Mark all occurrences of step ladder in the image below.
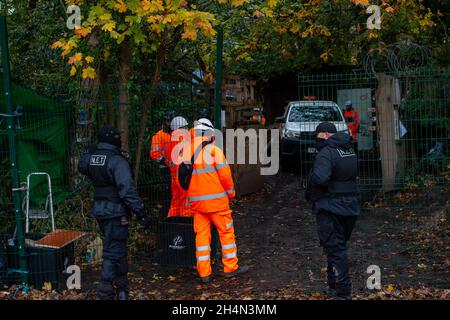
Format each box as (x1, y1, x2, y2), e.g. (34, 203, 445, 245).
(23, 172, 55, 233)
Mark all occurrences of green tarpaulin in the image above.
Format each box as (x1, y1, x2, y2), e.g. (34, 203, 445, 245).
(1, 84, 72, 205)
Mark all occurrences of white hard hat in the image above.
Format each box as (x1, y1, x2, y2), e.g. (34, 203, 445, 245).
(194, 118, 214, 131)
(345, 100, 352, 106)
(170, 116, 188, 131)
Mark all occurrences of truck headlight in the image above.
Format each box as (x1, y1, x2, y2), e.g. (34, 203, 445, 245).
(282, 128, 297, 138)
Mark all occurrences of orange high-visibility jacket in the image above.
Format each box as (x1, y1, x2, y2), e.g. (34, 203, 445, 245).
(344, 110, 360, 142)
(150, 129, 171, 163)
(187, 136, 235, 214)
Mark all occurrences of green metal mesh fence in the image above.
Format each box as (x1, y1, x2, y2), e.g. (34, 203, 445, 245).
(0, 76, 205, 290)
(0, 68, 449, 294)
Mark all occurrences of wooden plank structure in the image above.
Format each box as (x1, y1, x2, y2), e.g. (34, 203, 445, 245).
(34, 229, 87, 249)
(221, 76, 265, 196)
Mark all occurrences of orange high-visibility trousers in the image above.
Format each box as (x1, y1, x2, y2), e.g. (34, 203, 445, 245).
(167, 168, 192, 217)
(193, 210, 238, 278)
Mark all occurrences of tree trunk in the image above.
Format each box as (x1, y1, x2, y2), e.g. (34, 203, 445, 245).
(99, 64, 115, 126)
(133, 40, 167, 178)
(118, 40, 132, 151)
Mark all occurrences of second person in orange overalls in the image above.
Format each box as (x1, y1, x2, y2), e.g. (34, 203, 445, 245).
(187, 118, 248, 283)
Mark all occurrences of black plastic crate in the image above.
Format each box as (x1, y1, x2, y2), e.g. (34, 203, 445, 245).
(155, 217, 196, 267)
(4, 233, 74, 290)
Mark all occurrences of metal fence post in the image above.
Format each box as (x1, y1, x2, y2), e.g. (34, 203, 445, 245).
(0, 15, 28, 285)
(214, 26, 223, 130)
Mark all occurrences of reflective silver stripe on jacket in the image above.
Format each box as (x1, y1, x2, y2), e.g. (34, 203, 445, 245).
(192, 162, 228, 175)
(225, 222, 233, 229)
(192, 165, 216, 174)
(226, 188, 234, 195)
(151, 146, 162, 151)
(215, 162, 228, 170)
(187, 191, 227, 202)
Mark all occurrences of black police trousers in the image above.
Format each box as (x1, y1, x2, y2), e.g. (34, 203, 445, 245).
(316, 210, 357, 298)
(96, 217, 129, 300)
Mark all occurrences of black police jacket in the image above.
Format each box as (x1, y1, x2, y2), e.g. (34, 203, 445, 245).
(306, 132, 360, 216)
(78, 142, 145, 219)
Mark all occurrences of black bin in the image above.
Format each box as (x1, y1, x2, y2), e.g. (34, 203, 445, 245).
(155, 217, 196, 267)
(5, 233, 74, 290)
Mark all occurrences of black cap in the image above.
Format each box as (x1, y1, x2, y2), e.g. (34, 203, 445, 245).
(98, 125, 122, 147)
(314, 122, 337, 136)
(163, 110, 177, 122)
(197, 108, 209, 119)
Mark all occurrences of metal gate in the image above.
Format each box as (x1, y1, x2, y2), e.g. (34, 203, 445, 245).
(297, 69, 450, 291)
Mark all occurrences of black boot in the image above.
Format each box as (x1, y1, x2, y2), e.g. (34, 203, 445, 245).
(117, 289, 129, 300)
(224, 265, 249, 278)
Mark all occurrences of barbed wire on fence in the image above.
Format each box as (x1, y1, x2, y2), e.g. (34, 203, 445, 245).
(362, 41, 432, 76)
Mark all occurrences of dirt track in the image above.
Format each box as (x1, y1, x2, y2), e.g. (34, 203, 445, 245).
(68, 170, 448, 300)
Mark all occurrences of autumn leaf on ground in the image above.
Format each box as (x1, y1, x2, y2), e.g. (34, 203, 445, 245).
(386, 284, 394, 294)
(42, 282, 52, 292)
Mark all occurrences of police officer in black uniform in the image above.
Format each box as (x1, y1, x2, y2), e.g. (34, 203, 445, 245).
(306, 122, 360, 300)
(78, 126, 150, 300)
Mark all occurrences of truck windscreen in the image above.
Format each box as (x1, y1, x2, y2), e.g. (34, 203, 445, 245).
(288, 105, 342, 122)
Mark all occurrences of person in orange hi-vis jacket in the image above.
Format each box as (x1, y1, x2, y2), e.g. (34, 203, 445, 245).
(187, 118, 249, 283)
(343, 101, 361, 146)
(150, 110, 175, 218)
(166, 116, 192, 217)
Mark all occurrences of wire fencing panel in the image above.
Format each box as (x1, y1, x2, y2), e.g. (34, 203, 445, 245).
(1, 69, 448, 293)
(296, 69, 449, 292)
(0, 78, 202, 289)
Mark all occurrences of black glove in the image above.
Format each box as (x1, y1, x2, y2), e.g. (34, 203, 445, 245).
(121, 150, 131, 160)
(136, 213, 151, 229)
